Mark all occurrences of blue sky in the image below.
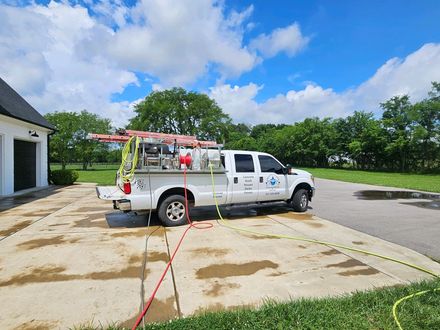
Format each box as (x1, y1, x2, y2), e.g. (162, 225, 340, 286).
(1, 0, 439, 126)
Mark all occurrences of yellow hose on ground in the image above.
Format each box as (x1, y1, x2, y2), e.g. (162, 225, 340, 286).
(119, 136, 140, 183)
(208, 164, 439, 330)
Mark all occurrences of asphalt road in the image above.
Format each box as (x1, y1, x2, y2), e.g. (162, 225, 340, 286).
(310, 178, 440, 260)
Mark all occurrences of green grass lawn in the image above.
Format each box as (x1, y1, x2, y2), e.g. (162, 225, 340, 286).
(300, 167, 440, 193)
(51, 164, 118, 185)
(73, 279, 440, 330)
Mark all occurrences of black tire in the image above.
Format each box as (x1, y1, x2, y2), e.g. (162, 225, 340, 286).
(291, 189, 309, 212)
(158, 195, 188, 227)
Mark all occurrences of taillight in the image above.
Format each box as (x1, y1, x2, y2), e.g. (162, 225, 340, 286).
(123, 182, 131, 194)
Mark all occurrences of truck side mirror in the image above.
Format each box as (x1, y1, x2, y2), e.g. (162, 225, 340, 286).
(284, 164, 292, 175)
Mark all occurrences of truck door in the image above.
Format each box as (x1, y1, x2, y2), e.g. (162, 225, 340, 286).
(231, 153, 259, 204)
(257, 155, 288, 202)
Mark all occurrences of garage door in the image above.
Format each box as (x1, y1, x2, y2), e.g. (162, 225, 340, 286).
(14, 139, 36, 192)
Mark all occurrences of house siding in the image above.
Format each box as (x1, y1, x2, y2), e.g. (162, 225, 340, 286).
(0, 114, 50, 196)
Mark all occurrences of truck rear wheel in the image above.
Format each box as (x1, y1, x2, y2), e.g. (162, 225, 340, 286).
(291, 189, 309, 212)
(158, 195, 188, 227)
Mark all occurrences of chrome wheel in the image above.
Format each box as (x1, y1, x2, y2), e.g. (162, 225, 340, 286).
(166, 201, 185, 222)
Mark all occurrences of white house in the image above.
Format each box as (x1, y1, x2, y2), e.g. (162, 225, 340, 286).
(0, 77, 55, 196)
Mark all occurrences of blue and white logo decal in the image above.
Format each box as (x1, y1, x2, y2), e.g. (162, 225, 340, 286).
(266, 175, 280, 188)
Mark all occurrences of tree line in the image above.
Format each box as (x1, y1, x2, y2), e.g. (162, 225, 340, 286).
(226, 83, 440, 172)
(45, 83, 440, 173)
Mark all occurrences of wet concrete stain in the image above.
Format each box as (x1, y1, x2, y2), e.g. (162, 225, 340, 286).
(321, 249, 341, 256)
(325, 258, 380, 276)
(86, 212, 108, 221)
(203, 282, 241, 297)
(297, 245, 307, 249)
(17, 235, 81, 250)
(148, 251, 169, 263)
(14, 320, 57, 330)
(352, 241, 365, 245)
(110, 226, 164, 238)
(354, 190, 440, 210)
(326, 259, 367, 269)
(190, 247, 231, 257)
(0, 220, 32, 237)
(303, 222, 324, 228)
(73, 216, 108, 229)
(0, 255, 146, 287)
(338, 268, 380, 276)
(246, 234, 281, 240)
(121, 297, 178, 326)
(20, 208, 60, 217)
(196, 260, 279, 279)
(48, 223, 70, 227)
(74, 206, 111, 213)
(277, 212, 313, 221)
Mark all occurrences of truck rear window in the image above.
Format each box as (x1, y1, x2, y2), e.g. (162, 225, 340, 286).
(234, 154, 255, 172)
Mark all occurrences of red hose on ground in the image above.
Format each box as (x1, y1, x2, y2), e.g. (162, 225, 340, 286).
(131, 169, 213, 329)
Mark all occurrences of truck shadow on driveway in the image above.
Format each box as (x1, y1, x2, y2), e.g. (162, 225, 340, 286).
(105, 202, 304, 228)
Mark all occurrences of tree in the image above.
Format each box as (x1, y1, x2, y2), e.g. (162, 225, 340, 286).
(74, 110, 112, 170)
(381, 95, 413, 171)
(128, 88, 231, 141)
(44, 112, 79, 170)
(410, 83, 440, 170)
(45, 110, 112, 170)
(343, 111, 386, 169)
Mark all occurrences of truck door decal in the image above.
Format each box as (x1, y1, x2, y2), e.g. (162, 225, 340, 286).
(265, 175, 281, 195)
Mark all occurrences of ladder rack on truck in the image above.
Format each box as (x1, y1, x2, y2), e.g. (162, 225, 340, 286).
(87, 130, 221, 147)
(87, 130, 224, 171)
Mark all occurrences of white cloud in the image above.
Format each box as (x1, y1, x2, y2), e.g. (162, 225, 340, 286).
(210, 83, 350, 124)
(250, 23, 310, 58)
(209, 83, 262, 123)
(0, 0, 261, 126)
(104, 0, 258, 86)
(0, 2, 137, 127)
(352, 43, 440, 109)
(211, 43, 440, 124)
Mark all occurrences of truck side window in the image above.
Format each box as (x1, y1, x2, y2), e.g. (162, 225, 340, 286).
(234, 154, 255, 172)
(258, 155, 284, 174)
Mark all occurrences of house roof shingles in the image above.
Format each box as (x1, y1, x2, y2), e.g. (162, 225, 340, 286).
(0, 77, 55, 130)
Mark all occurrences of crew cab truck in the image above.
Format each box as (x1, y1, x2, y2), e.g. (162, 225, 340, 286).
(97, 148, 315, 227)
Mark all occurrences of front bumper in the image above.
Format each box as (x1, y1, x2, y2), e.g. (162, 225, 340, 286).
(309, 187, 315, 200)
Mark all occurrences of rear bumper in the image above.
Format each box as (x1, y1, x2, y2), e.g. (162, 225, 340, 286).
(115, 199, 132, 211)
(96, 186, 132, 211)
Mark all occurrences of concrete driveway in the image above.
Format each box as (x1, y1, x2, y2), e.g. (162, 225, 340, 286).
(310, 178, 440, 260)
(1, 184, 439, 329)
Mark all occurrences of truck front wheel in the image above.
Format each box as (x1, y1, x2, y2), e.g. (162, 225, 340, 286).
(291, 189, 309, 212)
(158, 195, 188, 227)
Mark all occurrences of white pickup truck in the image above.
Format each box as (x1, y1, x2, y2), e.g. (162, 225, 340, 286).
(97, 150, 315, 226)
